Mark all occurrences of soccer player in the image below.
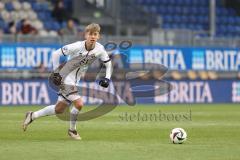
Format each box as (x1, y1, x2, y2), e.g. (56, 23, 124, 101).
(22, 23, 112, 140)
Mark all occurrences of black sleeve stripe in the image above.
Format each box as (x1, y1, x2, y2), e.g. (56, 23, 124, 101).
(61, 47, 66, 56)
(103, 59, 111, 63)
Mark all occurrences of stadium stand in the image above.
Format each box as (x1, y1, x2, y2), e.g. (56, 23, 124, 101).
(1, 0, 240, 47)
(135, 0, 240, 37)
(0, 0, 74, 36)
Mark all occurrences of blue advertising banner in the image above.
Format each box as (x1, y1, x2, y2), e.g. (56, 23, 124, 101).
(0, 44, 61, 70)
(0, 43, 240, 71)
(0, 79, 57, 105)
(154, 80, 240, 104)
(0, 79, 239, 106)
(124, 46, 240, 71)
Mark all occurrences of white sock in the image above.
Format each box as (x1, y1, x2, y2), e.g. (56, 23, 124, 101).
(32, 105, 56, 120)
(70, 107, 80, 131)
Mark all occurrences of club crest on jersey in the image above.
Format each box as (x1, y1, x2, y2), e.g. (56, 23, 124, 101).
(62, 46, 68, 53)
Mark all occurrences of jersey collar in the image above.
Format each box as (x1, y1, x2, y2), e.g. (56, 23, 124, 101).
(84, 40, 95, 51)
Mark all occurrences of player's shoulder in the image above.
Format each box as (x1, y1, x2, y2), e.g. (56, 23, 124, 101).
(95, 42, 105, 51)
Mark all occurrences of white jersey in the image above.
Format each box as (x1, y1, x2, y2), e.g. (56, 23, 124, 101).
(53, 40, 111, 86)
(61, 41, 109, 62)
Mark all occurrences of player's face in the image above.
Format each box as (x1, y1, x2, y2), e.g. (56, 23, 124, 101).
(85, 31, 100, 45)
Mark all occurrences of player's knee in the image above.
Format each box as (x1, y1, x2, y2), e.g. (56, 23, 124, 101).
(55, 107, 65, 114)
(55, 102, 67, 114)
(74, 100, 84, 110)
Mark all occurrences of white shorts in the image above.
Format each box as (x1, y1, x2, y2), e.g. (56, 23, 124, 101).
(57, 84, 81, 104)
(57, 67, 85, 104)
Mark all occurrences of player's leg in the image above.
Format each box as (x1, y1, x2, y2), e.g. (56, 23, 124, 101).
(70, 98, 84, 130)
(22, 100, 69, 131)
(68, 97, 84, 140)
(33, 101, 69, 119)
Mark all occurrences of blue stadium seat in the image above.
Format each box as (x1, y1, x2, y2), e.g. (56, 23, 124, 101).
(163, 15, 173, 23)
(195, 25, 203, 30)
(5, 2, 14, 11)
(37, 11, 52, 21)
(157, 7, 167, 14)
(150, 6, 157, 14)
(161, 0, 169, 5)
(173, 15, 181, 23)
(32, 3, 49, 12)
(183, 0, 191, 6)
(44, 21, 52, 30)
(28, 0, 37, 3)
(168, 0, 177, 5)
(40, 3, 49, 12)
(0, 20, 6, 29)
(228, 17, 235, 24)
(189, 16, 197, 23)
(199, 7, 208, 15)
(236, 17, 240, 25)
(15, 20, 24, 33)
(137, 0, 145, 5)
(162, 23, 171, 29)
(37, 12, 45, 21)
(228, 8, 236, 15)
(145, 0, 153, 6)
(139, 0, 147, 5)
(182, 7, 190, 15)
(218, 25, 227, 33)
(64, 0, 73, 10)
(175, 6, 182, 14)
(219, 16, 228, 24)
(61, 21, 67, 28)
(32, 3, 41, 11)
(175, 0, 184, 6)
(44, 21, 61, 31)
(177, 24, 185, 29)
(181, 16, 188, 23)
(199, 0, 209, 7)
(52, 22, 61, 31)
(188, 7, 198, 15)
(197, 16, 205, 24)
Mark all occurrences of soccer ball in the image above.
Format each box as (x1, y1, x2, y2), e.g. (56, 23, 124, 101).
(170, 128, 187, 144)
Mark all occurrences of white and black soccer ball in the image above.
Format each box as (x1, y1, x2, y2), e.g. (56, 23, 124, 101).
(170, 128, 187, 144)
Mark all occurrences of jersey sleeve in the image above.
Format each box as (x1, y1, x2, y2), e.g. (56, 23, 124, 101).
(98, 47, 112, 79)
(99, 48, 111, 63)
(61, 41, 81, 56)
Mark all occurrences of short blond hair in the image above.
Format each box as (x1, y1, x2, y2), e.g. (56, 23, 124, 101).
(85, 23, 101, 33)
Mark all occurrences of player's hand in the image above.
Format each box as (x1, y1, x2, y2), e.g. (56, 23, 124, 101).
(99, 78, 110, 88)
(51, 72, 62, 86)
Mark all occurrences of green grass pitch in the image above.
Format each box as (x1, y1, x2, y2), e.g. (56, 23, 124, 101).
(0, 104, 239, 160)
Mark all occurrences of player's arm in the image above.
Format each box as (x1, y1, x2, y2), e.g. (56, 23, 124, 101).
(50, 49, 63, 86)
(98, 50, 112, 88)
(52, 49, 62, 71)
(51, 42, 81, 86)
(52, 42, 80, 70)
(104, 60, 112, 80)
